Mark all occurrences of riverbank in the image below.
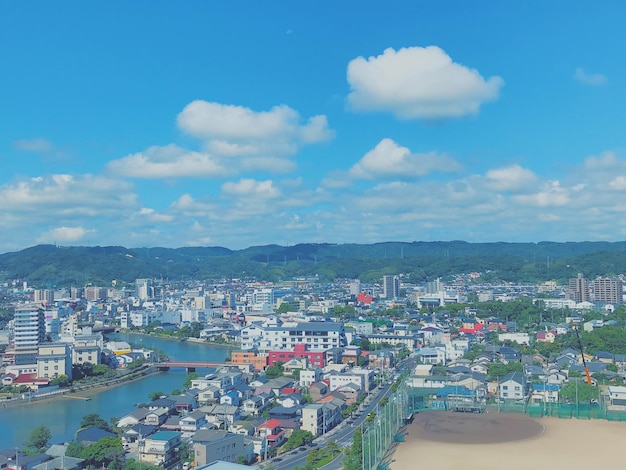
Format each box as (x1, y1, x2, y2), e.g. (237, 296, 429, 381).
(116, 329, 237, 349)
(0, 365, 162, 410)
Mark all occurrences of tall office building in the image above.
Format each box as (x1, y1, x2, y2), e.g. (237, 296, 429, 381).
(135, 278, 152, 300)
(593, 277, 623, 305)
(567, 274, 590, 302)
(383, 275, 400, 300)
(14, 304, 46, 365)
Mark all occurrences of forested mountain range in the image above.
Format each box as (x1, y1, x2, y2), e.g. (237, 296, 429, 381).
(2, 241, 626, 287)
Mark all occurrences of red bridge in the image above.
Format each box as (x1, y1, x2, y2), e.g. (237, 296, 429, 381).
(156, 361, 231, 372)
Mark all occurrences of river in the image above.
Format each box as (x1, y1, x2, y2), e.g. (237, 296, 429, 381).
(0, 333, 233, 449)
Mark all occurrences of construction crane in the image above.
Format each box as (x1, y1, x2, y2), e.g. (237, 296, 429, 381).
(574, 325, 593, 385)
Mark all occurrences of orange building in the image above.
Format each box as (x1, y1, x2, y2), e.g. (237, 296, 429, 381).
(230, 351, 268, 371)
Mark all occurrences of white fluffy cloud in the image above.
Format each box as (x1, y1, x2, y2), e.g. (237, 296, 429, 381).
(347, 46, 504, 119)
(108, 101, 335, 179)
(107, 144, 230, 179)
(37, 226, 95, 244)
(350, 138, 462, 180)
(221, 179, 281, 199)
(178, 101, 333, 143)
(485, 164, 538, 191)
(0, 174, 136, 216)
(574, 67, 607, 86)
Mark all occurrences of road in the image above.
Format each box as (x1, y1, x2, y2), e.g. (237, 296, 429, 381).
(266, 358, 414, 470)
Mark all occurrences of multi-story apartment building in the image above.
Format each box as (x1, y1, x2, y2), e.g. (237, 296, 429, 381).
(593, 277, 623, 305)
(241, 319, 346, 352)
(14, 304, 46, 366)
(383, 275, 399, 299)
(230, 351, 268, 371)
(84, 286, 107, 301)
(37, 343, 72, 379)
(568, 274, 590, 302)
(33, 289, 55, 305)
(301, 400, 344, 436)
(267, 343, 328, 368)
(70, 334, 103, 365)
(193, 430, 248, 466)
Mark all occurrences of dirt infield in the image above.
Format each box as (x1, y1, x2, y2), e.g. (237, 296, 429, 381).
(390, 412, 626, 470)
(410, 410, 545, 444)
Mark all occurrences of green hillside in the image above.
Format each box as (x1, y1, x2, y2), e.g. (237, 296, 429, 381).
(1, 241, 625, 287)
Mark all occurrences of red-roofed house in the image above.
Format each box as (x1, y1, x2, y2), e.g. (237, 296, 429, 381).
(256, 419, 286, 447)
(536, 331, 557, 343)
(12, 373, 49, 390)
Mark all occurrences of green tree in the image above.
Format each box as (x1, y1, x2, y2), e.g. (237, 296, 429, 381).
(342, 428, 362, 470)
(265, 362, 284, 379)
(282, 429, 315, 451)
(81, 436, 124, 468)
(80, 413, 110, 431)
(487, 361, 523, 381)
(49, 374, 70, 387)
(560, 381, 599, 403)
(65, 441, 86, 458)
(149, 391, 164, 401)
(24, 425, 52, 451)
(184, 372, 199, 388)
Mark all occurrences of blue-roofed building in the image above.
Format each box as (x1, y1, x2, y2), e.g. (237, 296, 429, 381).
(531, 383, 560, 403)
(75, 426, 116, 444)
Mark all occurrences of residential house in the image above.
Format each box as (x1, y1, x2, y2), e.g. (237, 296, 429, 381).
(75, 426, 116, 445)
(169, 392, 198, 413)
(242, 396, 270, 417)
(144, 409, 169, 427)
(407, 375, 447, 389)
(416, 347, 446, 365)
(605, 386, 626, 408)
(299, 368, 323, 388)
(201, 404, 241, 428)
(122, 423, 158, 447)
(148, 397, 176, 414)
(308, 381, 330, 402)
(531, 383, 559, 404)
(198, 385, 221, 405)
(180, 410, 209, 437)
(138, 430, 182, 467)
(336, 383, 361, 404)
(498, 372, 526, 401)
(255, 419, 286, 448)
(117, 407, 151, 428)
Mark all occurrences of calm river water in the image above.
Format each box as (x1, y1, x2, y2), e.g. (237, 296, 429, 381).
(0, 333, 233, 448)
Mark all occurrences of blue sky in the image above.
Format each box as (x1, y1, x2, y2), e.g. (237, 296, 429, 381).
(1, 1, 625, 252)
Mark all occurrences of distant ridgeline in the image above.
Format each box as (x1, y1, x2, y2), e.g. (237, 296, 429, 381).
(1, 241, 626, 286)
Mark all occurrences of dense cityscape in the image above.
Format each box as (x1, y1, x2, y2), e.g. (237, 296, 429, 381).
(3, 260, 626, 470)
(3, 2, 625, 470)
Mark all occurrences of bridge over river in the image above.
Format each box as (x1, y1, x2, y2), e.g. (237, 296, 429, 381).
(156, 360, 231, 372)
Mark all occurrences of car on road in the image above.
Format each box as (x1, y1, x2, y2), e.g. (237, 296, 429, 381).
(274, 458, 283, 462)
(299, 447, 307, 451)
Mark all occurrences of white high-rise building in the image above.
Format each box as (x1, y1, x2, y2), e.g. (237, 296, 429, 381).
(135, 279, 152, 300)
(14, 304, 46, 365)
